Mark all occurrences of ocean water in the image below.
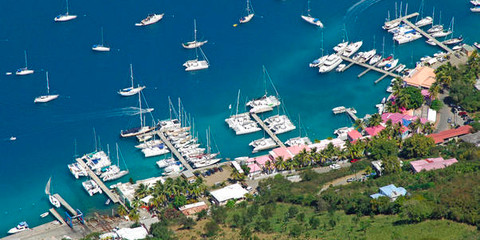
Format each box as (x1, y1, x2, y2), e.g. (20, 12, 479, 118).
(0, 0, 479, 235)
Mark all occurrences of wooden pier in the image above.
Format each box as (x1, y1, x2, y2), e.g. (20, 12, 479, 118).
(53, 194, 77, 216)
(250, 113, 294, 157)
(49, 208, 66, 225)
(333, 107, 359, 121)
(384, 12, 454, 54)
(339, 55, 401, 81)
(75, 157, 126, 209)
(340, 62, 355, 72)
(155, 130, 194, 172)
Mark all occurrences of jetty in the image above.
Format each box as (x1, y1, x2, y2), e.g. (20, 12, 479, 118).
(384, 12, 454, 54)
(339, 55, 401, 83)
(75, 158, 126, 209)
(49, 208, 67, 225)
(333, 107, 359, 121)
(250, 113, 295, 157)
(155, 130, 194, 173)
(53, 193, 77, 216)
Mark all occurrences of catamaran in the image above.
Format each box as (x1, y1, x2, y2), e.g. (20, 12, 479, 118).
(118, 64, 145, 96)
(82, 179, 102, 196)
(135, 13, 164, 26)
(45, 177, 61, 208)
(301, 0, 324, 28)
(239, 0, 254, 23)
(92, 27, 110, 52)
(246, 66, 282, 113)
(16, 51, 34, 76)
(120, 92, 155, 137)
(250, 137, 277, 153)
(35, 72, 59, 103)
(54, 0, 77, 22)
(183, 46, 209, 71)
(182, 19, 207, 49)
(225, 90, 261, 135)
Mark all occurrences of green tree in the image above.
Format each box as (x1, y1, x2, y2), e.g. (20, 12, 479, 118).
(211, 206, 227, 224)
(398, 86, 424, 110)
(150, 222, 175, 240)
(180, 216, 196, 229)
(368, 113, 382, 127)
(172, 195, 187, 209)
(309, 216, 320, 229)
(400, 199, 433, 223)
(430, 99, 444, 111)
(367, 137, 399, 160)
(289, 223, 303, 237)
(204, 220, 220, 237)
(382, 156, 401, 174)
(402, 134, 435, 158)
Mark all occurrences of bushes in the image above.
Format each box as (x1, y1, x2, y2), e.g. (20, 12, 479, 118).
(430, 99, 444, 111)
(401, 134, 436, 159)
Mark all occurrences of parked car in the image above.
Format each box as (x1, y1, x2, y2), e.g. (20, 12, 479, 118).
(218, 167, 223, 172)
(330, 164, 341, 170)
(350, 159, 359, 163)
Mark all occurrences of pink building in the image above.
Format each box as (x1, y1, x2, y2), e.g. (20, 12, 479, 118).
(364, 125, 385, 137)
(347, 130, 362, 142)
(410, 157, 458, 173)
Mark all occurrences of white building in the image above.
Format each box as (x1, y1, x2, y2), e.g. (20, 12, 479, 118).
(210, 183, 248, 205)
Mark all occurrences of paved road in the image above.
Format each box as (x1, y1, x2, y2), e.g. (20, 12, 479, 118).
(436, 92, 465, 133)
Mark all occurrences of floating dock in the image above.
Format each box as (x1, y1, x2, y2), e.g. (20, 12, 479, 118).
(75, 158, 126, 209)
(333, 107, 359, 121)
(53, 193, 77, 216)
(155, 130, 194, 173)
(339, 55, 401, 82)
(384, 12, 454, 54)
(49, 208, 66, 225)
(250, 113, 294, 157)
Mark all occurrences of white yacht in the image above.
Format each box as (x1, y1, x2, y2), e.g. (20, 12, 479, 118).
(120, 93, 155, 138)
(183, 53, 209, 71)
(84, 151, 112, 172)
(92, 27, 110, 52)
(309, 55, 328, 68)
(333, 41, 349, 53)
(471, 6, 480, 12)
(395, 64, 406, 73)
(246, 95, 281, 113)
(135, 139, 163, 149)
(431, 30, 452, 38)
(54, 0, 77, 22)
(426, 38, 437, 46)
(7, 222, 29, 234)
(359, 49, 376, 63)
(156, 158, 177, 168)
(118, 64, 145, 96)
(443, 36, 463, 45)
(193, 158, 221, 168)
(369, 54, 382, 65)
(342, 41, 363, 57)
(239, 0, 254, 23)
(285, 137, 312, 147)
(319, 54, 343, 73)
(384, 59, 399, 71)
(103, 169, 128, 182)
(301, 0, 323, 27)
(142, 144, 170, 158)
(336, 64, 346, 72)
(162, 164, 184, 176)
(377, 56, 393, 68)
(135, 13, 164, 26)
(16, 51, 34, 76)
(427, 25, 443, 33)
(82, 180, 102, 196)
(68, 162, 87, 179)
(182, 19, 207, 49)
(35, 72, 59, 103)
(250, 137, 277, 153)
(394, 32, 422, 44)
(471, 0, 480, 5)
(415, 16, 433, 27)
(332, 106, 346, 114)
(382, 20, 400, 30)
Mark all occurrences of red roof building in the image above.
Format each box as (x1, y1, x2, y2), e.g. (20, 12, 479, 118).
(347, 130, 362, 142)
(364, 125, 385, 137)
(427, 125, 473, 144)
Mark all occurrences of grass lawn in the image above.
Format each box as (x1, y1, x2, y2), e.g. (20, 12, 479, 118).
(173, 203, 479, 239)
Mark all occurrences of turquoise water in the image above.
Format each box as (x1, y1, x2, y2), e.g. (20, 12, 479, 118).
(0, 0, 479, 235)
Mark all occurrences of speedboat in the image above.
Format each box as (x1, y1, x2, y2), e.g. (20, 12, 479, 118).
(426, 38, 437, 46)
(415, 16, 433, 27)
(319, 54, 343, 73)
(8, 222, 29, 234)
(336, 64, 346, 72)
(395, 64, 406, 73)
(40, 212, 50, 218)
(49, 194, 61, 208)
(135, 13, 164, 26)
(342, 41, 363, 57)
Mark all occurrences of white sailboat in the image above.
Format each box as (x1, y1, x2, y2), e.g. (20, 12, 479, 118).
(45, 177, 61, 208)
(92, 27, 110, 52)
(54, 0, 77, 22)
(182, 19, 207, 49)
(441, 17, 463, 46)
(239, 0, 254, 24)
(118, 64, 145, 96)
(120, 92, 154, 137)
(35, 72, 59, 103)
(135, 13, 164, 26)
(16, 51, 34, 76)
(102, 143, 129, 182)
(301, 0, 324, 28)
(183, 46, 209, 71)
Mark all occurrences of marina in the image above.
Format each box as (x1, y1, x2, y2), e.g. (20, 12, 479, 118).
(338, 55, 401, 83)
(48, 208, 67, 225)
(155, 129, 194, 173)
(52, 194, 77, 216)
(250, 113, 289, 151)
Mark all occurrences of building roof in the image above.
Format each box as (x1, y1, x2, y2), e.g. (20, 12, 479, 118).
(347, 130, 362, 141)
(364, 125, 385, 137)
(308, 138, 346, 150)
(182, 170, 195, 179)
(427, 125, 473, 144)
(231, 161, 244, 174)
(253, 154, 274, 166)
(382, 112, 428, 126)
(269, 145, 310, 160)
(117, 176, 165, 204)
(210, 183, 248, 203)
(371, 184, 407, 199)
(178, 201, 209, 216)
(115, 226, 148, 240)
(460, 132, 480, 145)
(403, 66, 436, 89)
(247, 163, 262, 173)
(410, 157, 458, 173)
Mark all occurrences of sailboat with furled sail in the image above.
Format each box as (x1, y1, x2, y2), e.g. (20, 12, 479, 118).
(16, 51, 34, 76)
(239, 0, 254, 24)
(182, 19, 207, 49)
(301, 0, 324, 28)
(45, 177, 61, 208)
(35, 72, 59, 103)
(54, 0, 77, 22)
(118, 64, 145, 96)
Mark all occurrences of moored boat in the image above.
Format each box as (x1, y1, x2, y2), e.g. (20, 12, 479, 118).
(7, 222, 29, 234)
(135, 13, 164, 26)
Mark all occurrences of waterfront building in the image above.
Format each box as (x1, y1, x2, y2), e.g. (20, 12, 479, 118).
(403, 66, 436, 89)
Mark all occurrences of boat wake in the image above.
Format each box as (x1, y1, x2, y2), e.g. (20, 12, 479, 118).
(344, 0, 384, 24)
(58, 107, 153, 123)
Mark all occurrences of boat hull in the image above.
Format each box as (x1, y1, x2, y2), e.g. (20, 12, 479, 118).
(54, 14, 77, 22)
(92, 45, 110, 52)
(35, 94, 59, 103)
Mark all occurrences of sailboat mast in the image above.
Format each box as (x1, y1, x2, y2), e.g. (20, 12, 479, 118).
(139, 92, 143, 128)
(432, 7, 435, 26)
(93, 128, 98, 151)
(235, 89, 240, 118)
(66, 0, 69, 14)
(46, 72, 50, 94)
(101, 27, 104, 45)
(130, 64, 134, 88)
(193, 19, 197, 43)
(116, 143, 120, 167)
(24, 51, 28, 69)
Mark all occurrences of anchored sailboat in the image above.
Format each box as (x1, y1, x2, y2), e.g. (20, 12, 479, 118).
(118, 64, 145, 96)
(45, 177, 61, 208)
(301, 0, 324, 28)
(92, 27, 110, 52)
(16, 51, 34, 76)
(54, 0, 77, 22)
(35, 72, 59, 103)
(183, 46, 209, 71)
(239, 0, 255, 24)
(182, 19, 207, 49)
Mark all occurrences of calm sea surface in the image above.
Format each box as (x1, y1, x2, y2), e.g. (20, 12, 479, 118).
(0, 0, 478, 235)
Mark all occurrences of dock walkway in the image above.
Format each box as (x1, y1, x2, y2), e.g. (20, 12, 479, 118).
(49, 208, 67, 225)
(250, 113, 294, 157)
(155, 130, 194, 173)
(53, 194, 77, 216)
(75, 158, 126, 209)
(339, 55, 401, 80)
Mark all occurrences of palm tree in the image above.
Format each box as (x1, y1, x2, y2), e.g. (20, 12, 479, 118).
(117, 205, 128, 216)
(409, 118, 422, 134)
(230, 168, 244, 181)
(128, 207, 140, 222)
(368, 113, 382, 127)
(392, 77, 403, 96)
(265, 160, 272, 174)
(428, 82, 441, 99)
(422, 122, 434, 134)
(274, 156, 286, 171)
(134, 183, 149, 199)
(354, 119, 365, 131)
